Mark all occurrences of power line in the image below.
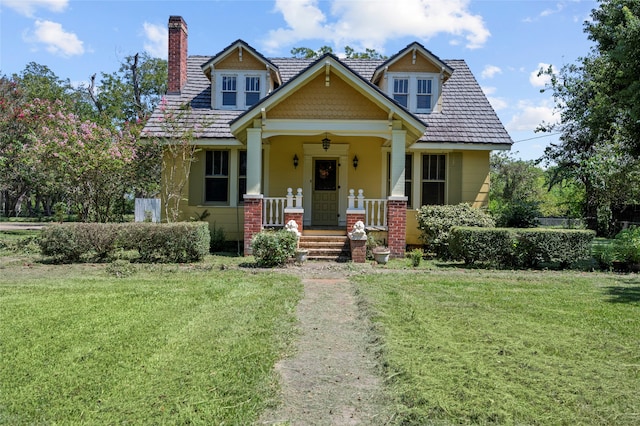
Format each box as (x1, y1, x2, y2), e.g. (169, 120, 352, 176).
(513, 132, 562, 144)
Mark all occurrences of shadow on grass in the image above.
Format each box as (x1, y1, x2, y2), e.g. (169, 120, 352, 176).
(604, 283, 640, 304)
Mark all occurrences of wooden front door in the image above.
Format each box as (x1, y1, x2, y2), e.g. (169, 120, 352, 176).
(312, 159, 338, 226)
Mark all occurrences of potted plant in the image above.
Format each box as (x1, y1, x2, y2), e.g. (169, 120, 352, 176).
(295, 248, 309, 263)
(372, 245, 390, 265)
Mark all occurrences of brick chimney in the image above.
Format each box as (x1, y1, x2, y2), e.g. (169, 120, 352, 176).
(168, 16, 188, 94)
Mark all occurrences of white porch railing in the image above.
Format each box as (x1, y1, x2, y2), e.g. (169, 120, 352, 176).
(348, 189, 388, 229)
(263, 188, 303, 227)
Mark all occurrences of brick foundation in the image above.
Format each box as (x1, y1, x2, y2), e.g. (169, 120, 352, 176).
(243, 196, 263, 256)
(387, 198, 407, 258)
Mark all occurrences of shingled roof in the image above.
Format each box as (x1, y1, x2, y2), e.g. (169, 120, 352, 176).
(144, 53, 512, 147)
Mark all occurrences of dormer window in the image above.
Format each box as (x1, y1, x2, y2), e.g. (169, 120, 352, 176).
(417, 78, 432, 111)
(393, 78, 409, 108)
(245, 76, 260, 107)
(215, 71, 267, 110)
(388, 73, 438, 113)
(222, 76, 237, 107)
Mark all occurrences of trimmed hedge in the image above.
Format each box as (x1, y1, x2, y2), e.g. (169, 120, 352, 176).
(38, 222, 210, 263)
(449, 227, 595, 268)
(449, 227, 513, 266)
(417, 203, 495, 259)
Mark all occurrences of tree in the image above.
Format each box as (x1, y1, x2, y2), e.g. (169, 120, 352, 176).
(344, 46, 387, 59)
(489, 152, 543, 227)
(16, 98, 138, 222)
(143, 98, 211, 222)
(89, 52, 167, 125)
(291, 45, 387, 59)
(539, 0, 640, 235)
(586, 0, 640, 154)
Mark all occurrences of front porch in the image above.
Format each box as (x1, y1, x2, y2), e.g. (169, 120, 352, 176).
(243, 187, 407, 260)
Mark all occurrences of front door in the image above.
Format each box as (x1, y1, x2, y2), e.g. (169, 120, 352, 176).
(312, 159, 338, 226)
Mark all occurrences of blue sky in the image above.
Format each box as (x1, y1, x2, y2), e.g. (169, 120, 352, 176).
(0, 0, 598, 161)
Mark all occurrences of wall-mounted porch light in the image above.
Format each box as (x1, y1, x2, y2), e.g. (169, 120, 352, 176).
(293, 154, 299, 168)
(322, 133, 331, 151)
(353, 155, 359, 169)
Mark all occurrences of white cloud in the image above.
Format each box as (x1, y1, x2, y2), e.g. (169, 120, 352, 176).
(263, 0, 490, 53)
(481, 65, 502, 79)
(2, 0, 68, 17)
(143, 22, 167, 59)
(529, 62, 554, 88)
(507, 100, 558, 132)
(482, 86, 508, 111)
(25, 20, 84, 57)
(540, 2, 565, 18)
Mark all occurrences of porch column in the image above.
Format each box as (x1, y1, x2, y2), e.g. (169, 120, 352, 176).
(390, 130, 406, 197)
(246, 128, 262, 195)
(388, 130, 407, 258)
(243, 128, 263, 256)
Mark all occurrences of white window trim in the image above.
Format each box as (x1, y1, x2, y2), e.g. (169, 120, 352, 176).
(214, 71, 268, 110)
(387, 72, 439, 113)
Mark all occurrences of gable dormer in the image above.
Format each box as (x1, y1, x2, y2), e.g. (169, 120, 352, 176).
(201, 40, 281, 110)
(372, 42, 453, 114)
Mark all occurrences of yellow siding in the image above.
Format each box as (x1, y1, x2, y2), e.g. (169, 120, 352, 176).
(162, 143, 492, 244)
(267, 136, 305, 197)
(216, 47, 265, 70)
(388, 52, 441, 73)
(406, 211, 421, 246)
(268, 72, 387, 120)
(266, 135, 386, 199)
(460, 151, 490, 208)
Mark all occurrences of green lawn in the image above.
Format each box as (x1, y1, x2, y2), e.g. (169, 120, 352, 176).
(0, 261, 302, 424)
(355, 269, 640, 424)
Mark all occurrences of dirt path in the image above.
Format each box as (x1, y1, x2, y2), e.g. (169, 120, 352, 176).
(260, 267, 392, 425)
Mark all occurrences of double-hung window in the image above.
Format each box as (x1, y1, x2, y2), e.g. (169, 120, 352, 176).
(221, 76, 237, 107)
(421, 154, 446, 205)
(416, 78, 433, 111)
(238, 151, 247, 204)
(393, 78, 409, 108)
(245, 77, 260, 107)
(205, 150, 229, 203)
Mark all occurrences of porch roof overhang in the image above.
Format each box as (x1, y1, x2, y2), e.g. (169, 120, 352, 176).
(229, 54, 427, 145)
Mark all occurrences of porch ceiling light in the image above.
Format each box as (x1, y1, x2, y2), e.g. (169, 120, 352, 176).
(322, 133, 331, 151)
(353, 155, 359, 169)
(293, 154, 299, 168)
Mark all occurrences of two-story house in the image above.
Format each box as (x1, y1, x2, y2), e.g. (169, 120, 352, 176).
(143, 16, 512, 258)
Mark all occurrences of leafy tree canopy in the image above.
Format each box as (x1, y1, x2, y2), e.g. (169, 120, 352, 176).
(291, 45, 387, 59)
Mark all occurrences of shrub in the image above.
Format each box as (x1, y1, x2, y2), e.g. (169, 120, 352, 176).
(449, 227, 514, 266)
(118, 222, 210, 263)
(38, 224, 85, 263)
(612, 226, 640, 266)
(515, 229, 595, 268)
(210, 222, 226, 253)
(416, 204, 495, 259)
(252, 230, 297, 267)
(409, 248, 423, 267)
(449, 227, 595, 269)
(39, 222, 210, 264)
(494, 200, 541, 228)
(593, 243, 615, 270)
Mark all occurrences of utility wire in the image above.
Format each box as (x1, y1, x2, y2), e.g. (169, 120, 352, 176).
(513, 132, 562, 143)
